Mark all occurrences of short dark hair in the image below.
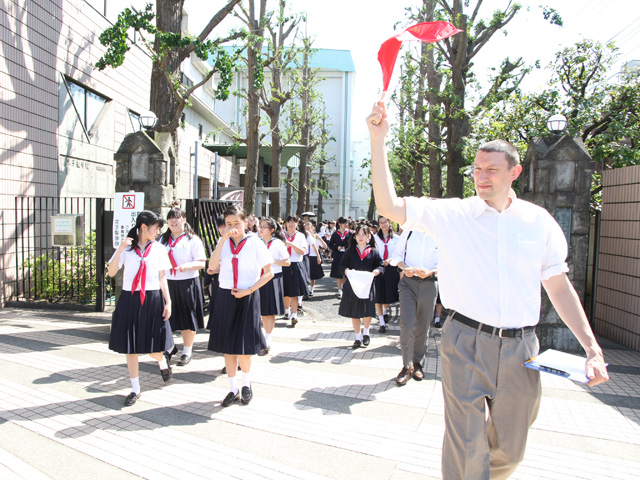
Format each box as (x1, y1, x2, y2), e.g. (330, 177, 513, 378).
(478, 140, 520, 167)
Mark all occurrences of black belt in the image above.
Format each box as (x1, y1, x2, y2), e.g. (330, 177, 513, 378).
(452, 312, 535, 338)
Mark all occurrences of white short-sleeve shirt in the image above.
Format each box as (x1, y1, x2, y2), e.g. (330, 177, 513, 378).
(283, 231, 307, 263)
(374, 233, 401, 262)
(218, 235, 274, 289)
(110, 241, 172, 291)
(389, 230, 438, 270)
(162, 234, 206, 280)
(402, 196, 569, 328)
(265, 238, 289, 274)
(307, 234, 322, 257)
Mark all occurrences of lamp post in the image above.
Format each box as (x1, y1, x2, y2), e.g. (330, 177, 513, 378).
(138, 113, 158, 131)
(547, 114, 568, 134)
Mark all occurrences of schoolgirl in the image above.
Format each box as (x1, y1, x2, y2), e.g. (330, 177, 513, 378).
(207, 205, 274, 407)
(258, 217, 291, 354)
(281, 215, 309, 326)
(305, 221, 326, 296)
(373, 215, 401, 333)
(298, 219, 312, 314)
(108, 211, 174, 406)
(328, 217, 352, 298)
(159, 207, 206, 366)
(338, 224, 384, 349)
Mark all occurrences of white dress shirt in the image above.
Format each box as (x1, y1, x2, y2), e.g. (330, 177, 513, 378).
(389, 230, 438, 270)
(111, 241, 172, 291)
(265, 238, 289, 274)
(402, 196, 568, 329)
(218, 235, 274, 289)
(374, 232, 402, 263)
(163, 235, 206, 280)
(283, 231, 307, 263)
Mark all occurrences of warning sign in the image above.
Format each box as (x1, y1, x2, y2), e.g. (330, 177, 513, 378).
(113, 192, 144, 248)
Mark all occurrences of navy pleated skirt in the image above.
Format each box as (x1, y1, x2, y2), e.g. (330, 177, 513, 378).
(375, 266, 400, 304)
(109, 290, 175, 354)
(330, 251, 345, 278)
(301, 255, 312, 284)
(308, 256, 325, 280)
(207, 288, 266, 355)
(282, 262, 309, 297)
(260, 272, 285, 316)
(338, 277, 376, 318)
(167, 278, 205, 331)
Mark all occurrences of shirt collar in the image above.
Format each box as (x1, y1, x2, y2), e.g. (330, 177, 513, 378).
(470, 189, 519, 218)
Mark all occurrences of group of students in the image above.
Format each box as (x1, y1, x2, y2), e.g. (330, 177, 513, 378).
(108, 205, 328, 408)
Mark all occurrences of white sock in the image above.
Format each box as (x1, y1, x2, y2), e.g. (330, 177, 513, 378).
(356, 333, 363, 341)
(310, 286, 314, 293)
(383, 307, 388, 315)
(379, 315, 386, 326)
(158, 357, 168, 370)
(286, 308, 291, 315)
(363, 327, 370, 336)
(182, 345, 192, 356)
(298, 296, 303, 304)
(228, 376, 238, 394)
(291, 313, 297, 320)
(435, 317, 441, 323)
(130, 377, 140, 394)
(242, 372, 251, 388)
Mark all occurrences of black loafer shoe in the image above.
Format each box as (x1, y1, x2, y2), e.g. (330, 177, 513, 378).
(352, 339, 362, 349)
(221, 391, 239, 407)
(259, 347, 270, 356)
(384, 313, 390, 324)
(291, 317, 298, 326)
(164, 345, 178, 364)
(124, 392, 141, 406)
(160, 366, 172, 383)
(362, 335, 371, 346)
(379, 325, 387, 333)
(241, 386, 253, 405)
(177, 354, 191, 366)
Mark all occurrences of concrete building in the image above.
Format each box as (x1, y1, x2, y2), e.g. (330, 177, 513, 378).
(0, 0, 240, 305)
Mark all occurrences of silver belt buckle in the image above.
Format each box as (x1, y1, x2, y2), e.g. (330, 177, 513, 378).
(498, 328, 504, 338)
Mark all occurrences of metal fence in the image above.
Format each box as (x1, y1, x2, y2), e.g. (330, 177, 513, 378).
(13, 196, 113, 310)
(186, 198, 235, 255)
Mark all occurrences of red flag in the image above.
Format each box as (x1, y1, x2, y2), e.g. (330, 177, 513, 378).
(378, 21, 463, 93)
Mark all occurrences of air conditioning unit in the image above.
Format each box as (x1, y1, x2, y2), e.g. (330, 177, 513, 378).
(51, 214, 84, 247)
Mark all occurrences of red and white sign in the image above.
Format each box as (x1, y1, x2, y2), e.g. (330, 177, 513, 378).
(113, 192, 144, 248)
(122, 194, 136, 209)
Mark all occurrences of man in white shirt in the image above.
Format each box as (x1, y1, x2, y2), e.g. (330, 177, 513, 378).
(390, 230, 438, 385)
(366, 102, 609, 480)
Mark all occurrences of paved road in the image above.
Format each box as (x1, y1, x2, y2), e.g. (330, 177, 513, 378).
(1, 266, 639, 479)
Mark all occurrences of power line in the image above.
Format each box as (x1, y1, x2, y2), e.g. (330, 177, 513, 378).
(607, 15, 640, 42)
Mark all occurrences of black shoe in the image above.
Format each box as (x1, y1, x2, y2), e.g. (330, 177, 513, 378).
(221, 366, 227, 375)
(362, 335, 370, 346)
(160, 366, 172, 383)
(291, 317, 298, 326)
(164, 345, 178, 364)
(352, 339, 362, 349)
(259, 347, 270, 356)
(221, 391, 239, 407)
(177, 354, 191, 366)
(308, 292, 314, 297)
(124, 392, 141, 406)
(384, 313, 390, 324)
(378, 325, 387, 333)
(284, 312, 290, 319)
(241, 386, 253, 405)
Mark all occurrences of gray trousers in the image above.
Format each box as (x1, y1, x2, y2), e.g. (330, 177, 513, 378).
(440, 317, 541, 480)
(398, 275, 438, 368)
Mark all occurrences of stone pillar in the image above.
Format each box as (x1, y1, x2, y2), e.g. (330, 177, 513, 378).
(520, 136, 595, 352)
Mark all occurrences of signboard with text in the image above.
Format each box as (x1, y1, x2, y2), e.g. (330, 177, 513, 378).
(113, 192, 144, 248)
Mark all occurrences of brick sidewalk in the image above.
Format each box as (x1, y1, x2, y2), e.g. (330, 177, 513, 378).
(0, 270, 639, 479)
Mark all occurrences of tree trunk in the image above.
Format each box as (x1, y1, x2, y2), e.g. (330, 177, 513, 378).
(305, 167, 312, 211)
(317, 165, 325, 222)
(270, 111, 283, 218)
(425, 1, 443, 198)
(367, 187, 376, 220)
(151, 0, 184, 135)
(285, 167, 294, 218)
(296, 48, 311, 215)
(243, 0, 267, 214)
(400, 163, 412, 197)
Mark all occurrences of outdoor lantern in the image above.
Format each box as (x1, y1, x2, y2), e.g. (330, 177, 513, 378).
(139, 113, 158, 130)
(547, 114, 568, 134)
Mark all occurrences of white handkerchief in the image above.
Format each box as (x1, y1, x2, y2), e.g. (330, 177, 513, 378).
(346, 270, 375, 299)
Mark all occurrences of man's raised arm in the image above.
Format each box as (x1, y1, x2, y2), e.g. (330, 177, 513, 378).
(366, 101, 407, 225)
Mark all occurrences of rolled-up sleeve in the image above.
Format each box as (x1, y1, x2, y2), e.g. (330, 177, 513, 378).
(401, 197, 444, 238)
(540, 213, 570, 280)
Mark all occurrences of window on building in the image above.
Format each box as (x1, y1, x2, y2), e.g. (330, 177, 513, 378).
(128, 110, 140, 133)
(198, 124, 203, 140)
(181, 72, 194, 88)
(63, 77, 109, 138)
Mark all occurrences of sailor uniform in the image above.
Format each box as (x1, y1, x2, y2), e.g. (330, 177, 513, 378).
(281, 231, 310, 297)
(328, 230, 352, 279)
(338, 246, 384, 318)
(259, 238, 288, 316)
(374, 233, 401, 304)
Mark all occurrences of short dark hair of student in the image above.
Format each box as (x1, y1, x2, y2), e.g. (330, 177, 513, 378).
(285, 215, 299, 224)
(478, 139, 520, 167)
(160, 207, 196, 244)
(223, 204, 246, 220)
(126, 210, 164, 250)
(215, 214, 226, 227)
(260, 217, 285, 242)
(376, 215, 395, 239)
(337, 217, 348, 225)
(348, 223, 376, 251)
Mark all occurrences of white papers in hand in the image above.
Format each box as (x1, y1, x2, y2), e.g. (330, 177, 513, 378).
(346, 270, 375, 299)
(523, 349, 593, 383)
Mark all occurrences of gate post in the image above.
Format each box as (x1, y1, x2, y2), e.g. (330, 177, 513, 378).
(95, 198, 105, 312)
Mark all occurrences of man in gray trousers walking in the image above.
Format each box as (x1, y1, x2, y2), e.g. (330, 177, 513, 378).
(390, 229, 438, 385)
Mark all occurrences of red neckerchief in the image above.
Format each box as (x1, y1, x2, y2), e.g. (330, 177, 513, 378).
(284, 231, 296, 255)
(131, 242, 154, 304)
(382, 235, 390, 260)
(167, 233, 186, 276)
(229, 236, 249, 289)
(337, 229, 348, 241)
(261, 238, 275, 276)
(356, 245, 372, 261)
